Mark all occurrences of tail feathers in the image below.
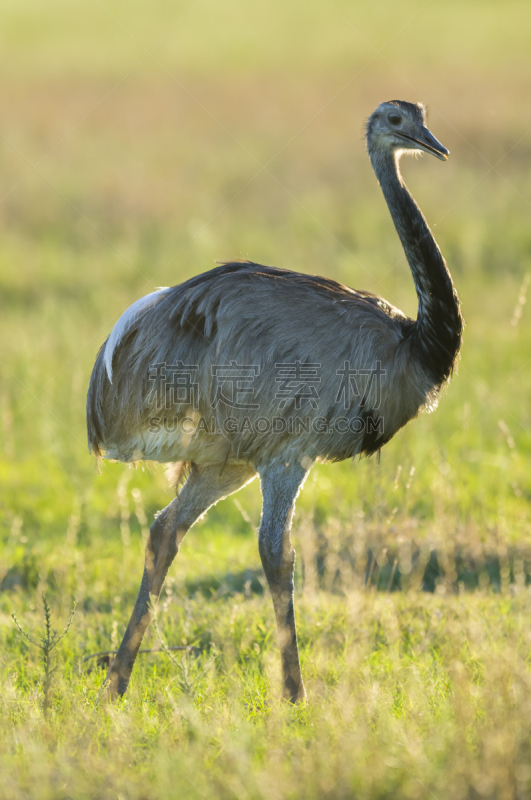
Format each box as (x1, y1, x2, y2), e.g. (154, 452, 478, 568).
(103, 287, 170, 383)
(86, 340, 106, 455)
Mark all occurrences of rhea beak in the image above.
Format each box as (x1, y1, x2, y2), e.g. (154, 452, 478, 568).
(398, 127, 449, 161)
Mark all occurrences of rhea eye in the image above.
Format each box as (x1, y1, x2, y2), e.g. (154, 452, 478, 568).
(388, 114, 401, 125)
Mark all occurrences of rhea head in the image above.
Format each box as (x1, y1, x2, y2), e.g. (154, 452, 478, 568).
(366, 100, 449, 163)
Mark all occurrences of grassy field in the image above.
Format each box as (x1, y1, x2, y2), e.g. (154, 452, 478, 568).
(2, 1, 531, 797)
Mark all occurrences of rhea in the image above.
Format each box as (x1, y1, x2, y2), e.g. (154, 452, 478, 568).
(87, 100, 462, 702)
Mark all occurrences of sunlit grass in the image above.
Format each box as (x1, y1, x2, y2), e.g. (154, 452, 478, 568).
(3, 582, 531, 799)
(2, 0, 531, 797)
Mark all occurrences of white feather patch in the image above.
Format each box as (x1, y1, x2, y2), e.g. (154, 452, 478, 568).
(104, 287, 171, 382)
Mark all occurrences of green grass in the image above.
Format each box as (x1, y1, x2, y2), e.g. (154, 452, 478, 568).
(2, 1, 531, 797)
(4, 586, 531, 799)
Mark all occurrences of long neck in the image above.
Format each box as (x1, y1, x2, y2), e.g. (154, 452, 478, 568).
(370, 149, 462, 388)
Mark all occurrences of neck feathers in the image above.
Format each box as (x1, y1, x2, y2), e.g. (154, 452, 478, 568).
(370, 150, 462, 388)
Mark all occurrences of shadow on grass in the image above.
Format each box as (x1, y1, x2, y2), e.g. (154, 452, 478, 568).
(309, 545, 531, 594)
(2, 548, 530, 600)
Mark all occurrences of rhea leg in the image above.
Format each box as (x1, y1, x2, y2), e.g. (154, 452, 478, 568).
(107, 463, 256, 698)
(258, 460, 311, 703)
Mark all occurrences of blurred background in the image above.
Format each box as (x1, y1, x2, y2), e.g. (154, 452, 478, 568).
(1, 0, 531, 594)
(3, 3, 531, 798)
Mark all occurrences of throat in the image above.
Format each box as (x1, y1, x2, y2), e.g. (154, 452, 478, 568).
(371, 150, 462, 387)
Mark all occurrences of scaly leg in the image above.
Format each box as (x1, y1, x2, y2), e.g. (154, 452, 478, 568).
(107, 462, 256, 698)
(258, 460, 311, 703)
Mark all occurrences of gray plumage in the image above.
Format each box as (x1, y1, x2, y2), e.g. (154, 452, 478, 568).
(87, 100, 462, 702)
